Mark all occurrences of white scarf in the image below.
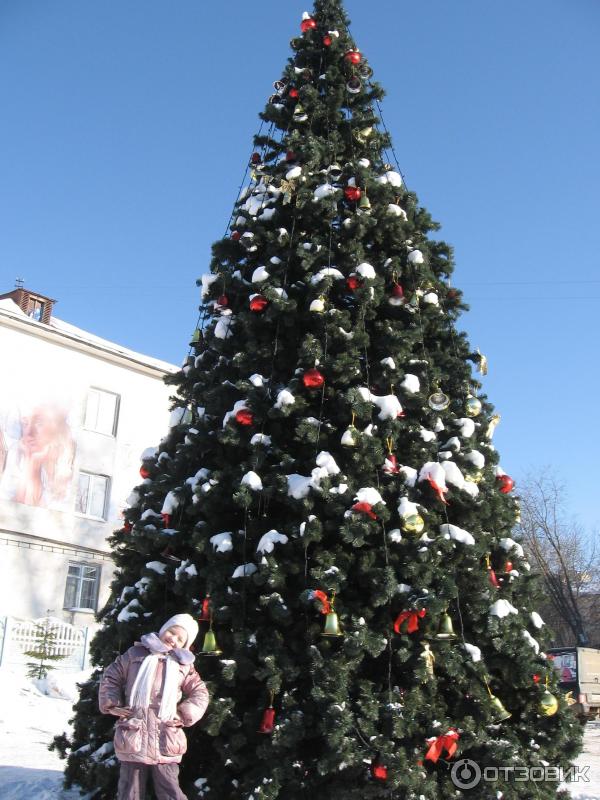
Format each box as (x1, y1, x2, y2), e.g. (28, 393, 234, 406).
(128, 633, 186, 721)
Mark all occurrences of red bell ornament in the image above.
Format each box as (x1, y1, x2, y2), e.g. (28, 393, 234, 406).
(235, 408, 254, 426)
(497, 474, 515, 494)
(302, 368, 325, 389)
(217, 294, 229, 307)
(346, 275, 361, 291)
(258, 705, 276, 734)
(344, 185, 362, 202)
(383, 453, 400, 475)
(199, 596, 211, 622)
(345, 49, 362, 65)
(250, 295, 269, 313)
(139, 465, 151, 479)
(300, 16, 317, 33)
(391, 283, 404, 298)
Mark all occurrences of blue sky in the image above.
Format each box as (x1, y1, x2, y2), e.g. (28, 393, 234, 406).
(1, 1, 598, 532)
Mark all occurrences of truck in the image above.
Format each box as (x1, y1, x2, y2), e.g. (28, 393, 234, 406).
(547, 647, 600, 721)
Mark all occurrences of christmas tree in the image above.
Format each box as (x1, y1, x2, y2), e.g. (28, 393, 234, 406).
(55, 1, 583, 797)
(24, 613, 67, 680)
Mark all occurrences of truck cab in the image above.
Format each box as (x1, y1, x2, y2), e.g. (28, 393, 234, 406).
(548, 647, 600, 720)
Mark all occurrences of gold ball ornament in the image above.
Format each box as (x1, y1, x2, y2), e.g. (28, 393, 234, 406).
(539, 689, 559, 716)
(465, 395, 482, 417)
(401, 513, 425, 535)
(465, 469, 484, 484)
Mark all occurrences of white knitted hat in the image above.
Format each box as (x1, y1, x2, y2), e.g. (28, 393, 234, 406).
(158, 613, 199, 649)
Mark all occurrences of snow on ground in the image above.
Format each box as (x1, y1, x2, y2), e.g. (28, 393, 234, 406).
(565, 720, 600, 799)
(0, 666, 598, 799)
(0, 667, 89, 799)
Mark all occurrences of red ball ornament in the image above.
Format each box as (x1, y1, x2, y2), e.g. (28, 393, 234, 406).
(235, 409, 254, 426)
(533, 674, 541, 684)
(250, 152, 261, 164)
(231, 230, 241, 241)
(496, 474, 515, 494)
(344, 185, 362, 202)
(139, 465, 151, 479)
(288, 87, 299, 99)
(391, 283, 404, 298)
(372, 763, 387, 781)
(250, 295, 269, 313)
(383, 454, 400, 475)
(323, 34, 332, 46)
(258, 706, 276, 734)
(302, 368, 325, 389)
(345, 49, 362, 65)
(217, 294, 229, 307)
(346, 276, 361, 291)
(123, 521, 132, 533)
(504, 560, 514, 573)
(300, 17, 317, 33)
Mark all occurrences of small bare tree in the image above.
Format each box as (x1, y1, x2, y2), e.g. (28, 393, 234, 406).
(516, 471, 600, 647)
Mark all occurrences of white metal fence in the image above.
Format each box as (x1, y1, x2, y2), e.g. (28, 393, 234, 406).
(0, 615, 91, 671)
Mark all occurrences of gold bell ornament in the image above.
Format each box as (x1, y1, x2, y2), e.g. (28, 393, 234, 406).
(321, 592, 343, 637)
(485, 681, 511, 722)
(434, 611, 457, 641)
(358, 193, 371, 212)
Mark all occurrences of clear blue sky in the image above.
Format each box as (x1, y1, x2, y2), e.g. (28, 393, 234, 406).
(1, 1, 598, 531)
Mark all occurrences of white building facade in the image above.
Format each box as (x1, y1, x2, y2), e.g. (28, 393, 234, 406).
(0, 288, 178, 638)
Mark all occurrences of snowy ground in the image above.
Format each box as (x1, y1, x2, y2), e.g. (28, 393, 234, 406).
(0, 666, 598, 799)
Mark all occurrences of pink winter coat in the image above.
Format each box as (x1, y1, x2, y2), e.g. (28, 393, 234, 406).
(99, 643, 209, 764)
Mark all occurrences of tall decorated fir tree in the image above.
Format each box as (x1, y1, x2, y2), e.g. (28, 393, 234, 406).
(56, 1, 583, 797)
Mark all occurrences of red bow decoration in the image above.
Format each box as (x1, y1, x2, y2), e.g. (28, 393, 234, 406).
(351, 501, 377, 519)
(313, 590, 331, 615)
(393, 608, 426, 634)
(425, 729, 460, 763)
(427, 476, 449, 505)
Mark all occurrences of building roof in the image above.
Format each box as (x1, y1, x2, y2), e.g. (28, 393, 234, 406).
(0, 297, 179, 377)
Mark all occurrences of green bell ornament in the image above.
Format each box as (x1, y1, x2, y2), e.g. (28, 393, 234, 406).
(200, 619, 222, 656)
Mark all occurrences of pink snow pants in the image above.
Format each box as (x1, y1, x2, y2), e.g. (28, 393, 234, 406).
(117, 761, 188, 800)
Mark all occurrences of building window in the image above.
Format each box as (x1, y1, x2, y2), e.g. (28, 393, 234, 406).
(76, 472, 109, 519)
(83, 389, 120, 436)
(27, 297, 45, 321)
(64, 563, 101, 611)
